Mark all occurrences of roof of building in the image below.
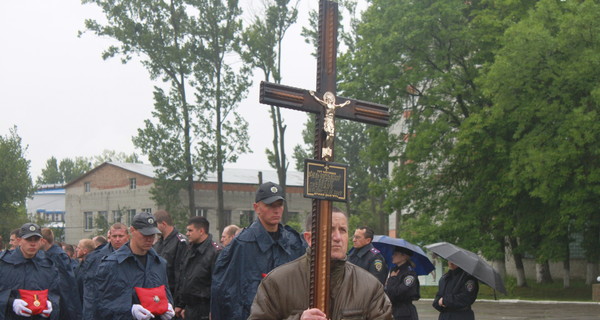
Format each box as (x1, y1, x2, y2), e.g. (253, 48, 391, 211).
(67, 162, 305, 187)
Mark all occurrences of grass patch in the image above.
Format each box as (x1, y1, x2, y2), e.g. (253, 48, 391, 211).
(420, 278, 594, 302)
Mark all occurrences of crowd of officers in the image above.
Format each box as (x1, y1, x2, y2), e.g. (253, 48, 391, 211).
(0, 181, 478, 320)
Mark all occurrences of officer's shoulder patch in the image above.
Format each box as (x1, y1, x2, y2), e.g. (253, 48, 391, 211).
(374, 259, 383, 272)
(465, 279, 476, 292)
(177, 233, 188, 242)
(370, 247, 381, 255)
(404, 275, 416, 287)
(212, 242, 222, 250)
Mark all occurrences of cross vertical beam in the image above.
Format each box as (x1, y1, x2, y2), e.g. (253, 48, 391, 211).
(310, 1, 338, 313)
(258, 0, 389, 316)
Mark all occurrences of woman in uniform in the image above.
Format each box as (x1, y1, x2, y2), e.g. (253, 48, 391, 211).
(384, 246, 420, 320)
(432, 260, 479, 320)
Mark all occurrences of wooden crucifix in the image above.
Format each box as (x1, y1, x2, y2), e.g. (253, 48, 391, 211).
(259, 0, 389, 315)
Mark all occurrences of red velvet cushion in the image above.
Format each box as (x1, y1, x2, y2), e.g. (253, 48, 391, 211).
(18, 289, 48, 315)
(134, 285, 168, 316)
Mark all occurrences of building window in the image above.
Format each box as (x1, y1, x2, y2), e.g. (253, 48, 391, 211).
(223, 210, 231, 226)
(127, 209, 136, 225)
(130, 178, 137, 189)
(84, 182, 90, 192)
(84, 212, 94, 230)
(142, 208, 152, 213)
(240, 210, 255, 227)
(113, 210, 122, 223)
(194, 207, 208, 217)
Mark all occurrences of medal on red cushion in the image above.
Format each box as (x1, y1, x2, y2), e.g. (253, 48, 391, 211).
(18, 289, 48, 315)
(134, 285, 168, 316)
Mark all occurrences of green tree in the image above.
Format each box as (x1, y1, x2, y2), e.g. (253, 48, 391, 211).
(83, 0, 251, 226)
(82, 0, 201, 217)
(59, 157, 92, 183)
(0, 127, 33, 241)
(192, 0, 251, 234)
(481, 0, 600, 285)
(38, 156, 92, 184)
(37, 157, 62, 185)
(240, 0, 298, 223)
(91, 149, 141, 166)
(344, 0, 535, 284)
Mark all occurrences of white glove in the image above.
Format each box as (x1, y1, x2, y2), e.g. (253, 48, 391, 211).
(131, 304, 155, 320)
(41, 300, 52, 318)
(160, 303, 175, 320)
(12, 299, 32, 317)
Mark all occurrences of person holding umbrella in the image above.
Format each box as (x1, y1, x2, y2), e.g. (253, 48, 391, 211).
(426, 241, 507, 320)
(384, 246, 420, 320)
(432, 260, 479, 319)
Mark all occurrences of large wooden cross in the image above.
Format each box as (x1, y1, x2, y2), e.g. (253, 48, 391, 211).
(259, 0, 389, 314)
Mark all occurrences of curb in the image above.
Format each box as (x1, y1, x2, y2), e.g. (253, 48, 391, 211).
(418, 298, 600, 305)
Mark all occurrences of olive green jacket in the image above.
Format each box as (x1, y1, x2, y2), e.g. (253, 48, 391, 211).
(249, 250, 392, 320)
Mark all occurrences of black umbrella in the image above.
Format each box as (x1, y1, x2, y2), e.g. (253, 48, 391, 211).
(425, 242, 507, 294)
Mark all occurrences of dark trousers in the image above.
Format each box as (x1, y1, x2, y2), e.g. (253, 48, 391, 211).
(184, 301, 210, 320)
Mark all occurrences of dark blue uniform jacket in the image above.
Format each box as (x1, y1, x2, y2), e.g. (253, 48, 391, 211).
(210, 221, 306, 320)
(433, 267, 479, 320)
(0, 249, 60, 320)
(79, 242, 113, 320)
(94, 243, 173, 320)
(348, 243, 389, 284)
(45, 244, 82, 320)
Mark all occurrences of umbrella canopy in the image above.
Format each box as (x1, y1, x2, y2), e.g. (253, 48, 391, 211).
(425, 241, 507, 294)
(372, 235, 435, 276)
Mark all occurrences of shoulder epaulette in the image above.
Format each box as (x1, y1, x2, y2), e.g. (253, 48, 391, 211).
(211, 241, 222, 250)
(370, 247, 381, 255)
(176, 233, 188, 243)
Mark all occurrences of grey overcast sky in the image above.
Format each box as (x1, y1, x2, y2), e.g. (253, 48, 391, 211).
(0, 0, 327, 180)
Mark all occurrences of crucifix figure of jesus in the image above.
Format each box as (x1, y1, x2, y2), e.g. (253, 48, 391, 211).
(309, 90, 351, 161)
(259, 0, 389, 315)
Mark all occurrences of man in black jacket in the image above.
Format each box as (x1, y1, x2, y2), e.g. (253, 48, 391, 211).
(154, 209, 188, 297)
(175, 216, 221, 320)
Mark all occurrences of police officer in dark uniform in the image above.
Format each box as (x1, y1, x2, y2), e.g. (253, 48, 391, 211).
(432, 260, 479, 320)
(348, 226, 389, 284)
(385, 246, 420, 320)
(0, 223, 59, 319)
(94, 212, 175, 320)
(154, 209, 188, 297)
(175, 216, 221, 320)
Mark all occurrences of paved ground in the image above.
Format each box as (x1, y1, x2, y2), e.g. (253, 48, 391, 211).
(413, 299, 600, 320)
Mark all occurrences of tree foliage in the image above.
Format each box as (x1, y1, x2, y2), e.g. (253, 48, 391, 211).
(0, 127, 33, 243)
(341, 0, 600, 286)
(38, 156, 92, 185)
(83, 0, 252, 229)
(240, 0, 299, 223)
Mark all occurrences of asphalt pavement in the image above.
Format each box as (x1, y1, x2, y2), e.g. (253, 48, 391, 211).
(413, 299, 600, 320)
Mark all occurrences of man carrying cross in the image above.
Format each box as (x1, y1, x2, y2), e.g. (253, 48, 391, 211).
(248, 207, 392, 319)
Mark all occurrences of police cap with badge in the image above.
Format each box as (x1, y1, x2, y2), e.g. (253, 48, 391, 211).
(255, 181, 286, 204)
(131, 212, 162, 235)
(20, 222, 42, 239)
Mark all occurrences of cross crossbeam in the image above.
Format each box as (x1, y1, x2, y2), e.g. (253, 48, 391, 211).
(260, 82, 389, 127)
